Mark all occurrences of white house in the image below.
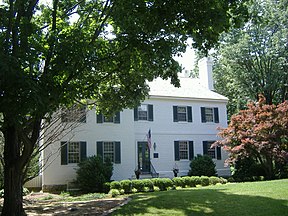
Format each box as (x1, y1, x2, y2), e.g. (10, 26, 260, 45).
(41, 57, 230, 191)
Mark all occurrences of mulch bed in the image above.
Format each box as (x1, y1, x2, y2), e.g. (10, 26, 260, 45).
(1, 193, 130, 216)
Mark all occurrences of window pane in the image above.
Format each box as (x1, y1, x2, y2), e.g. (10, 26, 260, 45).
(138, 105, 148, 120)
(177, 106, 187, 121)
(179, 141, 188, 160)
(207, 142, 216, 159)
(104, 142, 114, 162)
(205, 108, 214, 122)
(68, 142, 80, 163)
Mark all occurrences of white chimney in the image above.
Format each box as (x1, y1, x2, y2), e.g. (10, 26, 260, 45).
(198, 57, 214, 90)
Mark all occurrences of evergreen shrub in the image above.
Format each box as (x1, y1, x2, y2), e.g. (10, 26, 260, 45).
(75, 156, 113, 193)
(189, 154, 217, 177)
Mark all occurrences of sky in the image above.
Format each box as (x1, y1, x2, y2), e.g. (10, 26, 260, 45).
(173, 38, 196, 72)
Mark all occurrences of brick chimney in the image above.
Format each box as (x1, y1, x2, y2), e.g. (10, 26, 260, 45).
(198, 57, 214, 90)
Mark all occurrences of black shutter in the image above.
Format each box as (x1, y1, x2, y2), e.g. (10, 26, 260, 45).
(114, 142, 121, 164)
(203, 141, 208, 155)
(114, 112, 120, 123)
(174, 141, 180, 161)
(201, 107, 206, 123)
(214, 108, 219, 123)
(173, 106, 178, 122)
(134, 108, 138, 121)
(216, 146, 222, 160)
(187, 106, 192, 122)
(61, 142, 68, 165)
(80, 141, 87, 162)
(148, 104, 153, 121)
(96, 113, 103, 123)
(189, 141, 194, 160)
(97, 141, 103, 159)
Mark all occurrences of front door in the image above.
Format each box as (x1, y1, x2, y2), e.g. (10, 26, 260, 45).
(137, 142, 150, 173)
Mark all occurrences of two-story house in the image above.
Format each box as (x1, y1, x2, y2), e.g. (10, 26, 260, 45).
(41, 57, 230, 191)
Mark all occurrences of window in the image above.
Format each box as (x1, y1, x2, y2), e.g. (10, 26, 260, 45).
(96, 112, 120, 124)
(174, 141, 194, 161)
(61, 141, 86, 165)
(61, 105, 86, 123)
(201, 107, 219, 123)
(103, 141, 114, 162)
(173, 106, 192, 122)
(97, 141, 121, 163)
(134, 104, 153, 121)
(203, 141, 221, 160)
(179, 141, 189, 159)
(68, 142, 80, 163)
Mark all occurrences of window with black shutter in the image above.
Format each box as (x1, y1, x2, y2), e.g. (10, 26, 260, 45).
(173, 106, 192, 122)
(134, 104, 153, 121)
(61, 141, 86, 165)
(201, 107, 219, 123)
(96, 141, 121, 164)
(202, 141, 221, 160)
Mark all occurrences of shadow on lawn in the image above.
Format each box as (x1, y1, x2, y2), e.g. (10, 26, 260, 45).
(111, 188, 288, 216)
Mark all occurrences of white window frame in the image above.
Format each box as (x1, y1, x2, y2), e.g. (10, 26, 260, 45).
(67, 142, 80, 163)
(179, 141, 189, 160)
(138, 104, 148, 121)
(103, 141, 115, 162)
(204, 107, 214, 123)
(177, 106, 187, 122)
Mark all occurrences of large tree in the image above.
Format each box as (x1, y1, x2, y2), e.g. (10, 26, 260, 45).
(215, 95, 288, 180)
(0, 0, 248, 215)
(213, 0, 288, 117)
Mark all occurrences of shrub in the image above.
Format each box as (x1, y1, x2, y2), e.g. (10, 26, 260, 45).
(151, 178, 173, 191)
(75, 156, 113, 193)
(189, 154, 217, 177)
(232, 157, 266, 182)
(172, 177, 185, 188)
(132, 180, 145, 192)
(109, 189, 120, 197)
(209, 176, 221, 185)
(200, 176, 210, 186)
(110, 181, 121, 190)
(120, 180, 133, 193)
(141, 179, 154, 191)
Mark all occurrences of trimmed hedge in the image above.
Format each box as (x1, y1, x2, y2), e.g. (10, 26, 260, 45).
(108, 176, 227, 196)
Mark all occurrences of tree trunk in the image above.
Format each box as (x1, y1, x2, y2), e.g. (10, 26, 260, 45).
(1, 125, 26, 216)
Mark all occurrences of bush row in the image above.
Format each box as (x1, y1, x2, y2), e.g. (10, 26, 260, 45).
(108, 176, 227, 196)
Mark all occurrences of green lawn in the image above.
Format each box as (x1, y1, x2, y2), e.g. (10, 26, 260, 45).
(111, 179, 288, 216)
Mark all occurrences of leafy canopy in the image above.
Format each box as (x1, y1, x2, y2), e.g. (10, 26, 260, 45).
(213, 0, 288, 117)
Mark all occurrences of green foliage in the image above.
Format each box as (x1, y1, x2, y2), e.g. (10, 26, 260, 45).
(75, 156, 113, 193)
(189, 154, 217, 177)
(199, 176, 210, 186)
(213, 0, 288, 118)
(110, 181, 122, 190)
(109, 189, 120, 197)
(131, 180, 145, 192)
(172, 177, 185, 188)
(0, 0, 250, 213)
(232, 157, 266, 182)
(120, 180, 133, 194)
(151, 178, 173, 191)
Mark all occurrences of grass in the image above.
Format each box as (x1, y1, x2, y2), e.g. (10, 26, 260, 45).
(111, 179, 288, 216)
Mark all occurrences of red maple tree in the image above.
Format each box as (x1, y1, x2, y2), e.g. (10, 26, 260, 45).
(215, 95, 288, 179)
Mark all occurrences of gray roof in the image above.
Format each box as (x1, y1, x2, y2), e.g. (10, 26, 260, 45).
(148, 77, 228, 101)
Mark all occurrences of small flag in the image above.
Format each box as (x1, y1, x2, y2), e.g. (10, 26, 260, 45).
(147, 129, 151, 149)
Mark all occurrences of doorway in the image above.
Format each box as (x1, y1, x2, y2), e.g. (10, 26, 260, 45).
(137, 142, 150, 173)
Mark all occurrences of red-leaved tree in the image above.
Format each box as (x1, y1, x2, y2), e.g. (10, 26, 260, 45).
(215, 95, 288, 179)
